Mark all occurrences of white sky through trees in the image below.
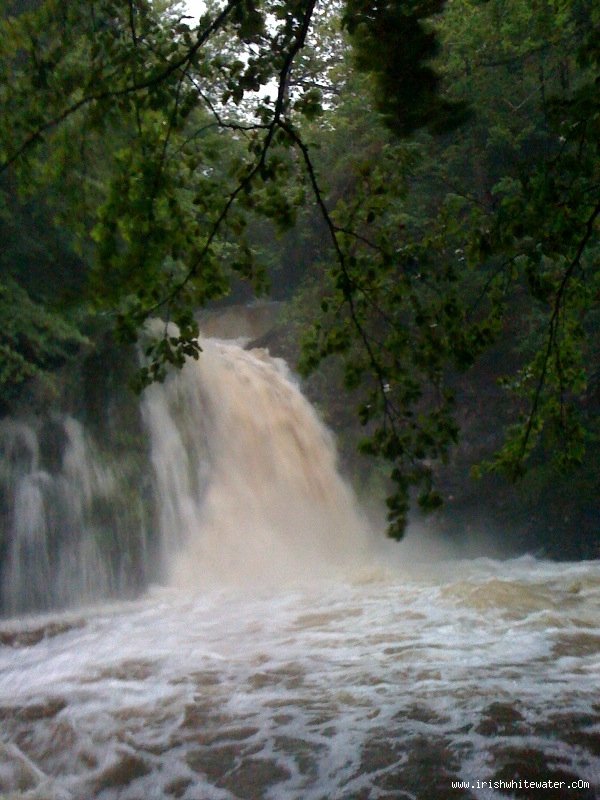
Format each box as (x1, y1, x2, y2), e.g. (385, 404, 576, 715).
(183, 1, 203, 23)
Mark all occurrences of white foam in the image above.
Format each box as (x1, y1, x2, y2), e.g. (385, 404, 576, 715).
(1, 559, 599, 798)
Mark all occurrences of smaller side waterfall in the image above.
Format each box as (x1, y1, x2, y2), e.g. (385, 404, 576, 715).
(142, 339, 373, 589)
(0, 416, 151, 614)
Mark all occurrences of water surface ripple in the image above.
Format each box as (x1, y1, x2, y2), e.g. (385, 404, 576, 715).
(1, 556, 599, 799)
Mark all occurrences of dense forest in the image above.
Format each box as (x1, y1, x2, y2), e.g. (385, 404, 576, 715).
(1, 0, 599, 557)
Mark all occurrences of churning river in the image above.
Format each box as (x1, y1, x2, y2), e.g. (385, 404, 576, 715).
(1, 339, 599, 799)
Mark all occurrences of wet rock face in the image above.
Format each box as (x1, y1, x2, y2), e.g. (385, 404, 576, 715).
(197, 302, 283, 343)
(38, 416, 69, 474)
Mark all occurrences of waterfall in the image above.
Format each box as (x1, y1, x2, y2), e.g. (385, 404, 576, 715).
(0, 337, 371, 613)
(142, 338, 372, 589)
(0, 416, 151, 614)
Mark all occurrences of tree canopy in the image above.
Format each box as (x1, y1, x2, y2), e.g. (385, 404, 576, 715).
(0, 0, 598, 538)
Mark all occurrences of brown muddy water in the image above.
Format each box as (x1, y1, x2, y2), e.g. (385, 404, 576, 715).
(1, 555, 599, 799)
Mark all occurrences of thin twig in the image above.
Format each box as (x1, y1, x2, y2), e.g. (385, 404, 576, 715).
(515, 200, 600, 469)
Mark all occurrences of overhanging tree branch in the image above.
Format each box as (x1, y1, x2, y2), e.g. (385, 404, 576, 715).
(141, 0, 320, 316)
(278, 118, 399, 429)
(0, 0, 244, 175)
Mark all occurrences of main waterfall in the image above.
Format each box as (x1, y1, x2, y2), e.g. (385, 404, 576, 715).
(142, 338, 372, 590)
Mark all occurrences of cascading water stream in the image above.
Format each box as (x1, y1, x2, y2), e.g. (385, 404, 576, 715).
(0, 417, 150, 614)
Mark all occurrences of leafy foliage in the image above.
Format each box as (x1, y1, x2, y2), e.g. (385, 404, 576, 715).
(0, 278, 87, 408)
(288, 0, 600, 535)
(0, 0, 598, 540)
